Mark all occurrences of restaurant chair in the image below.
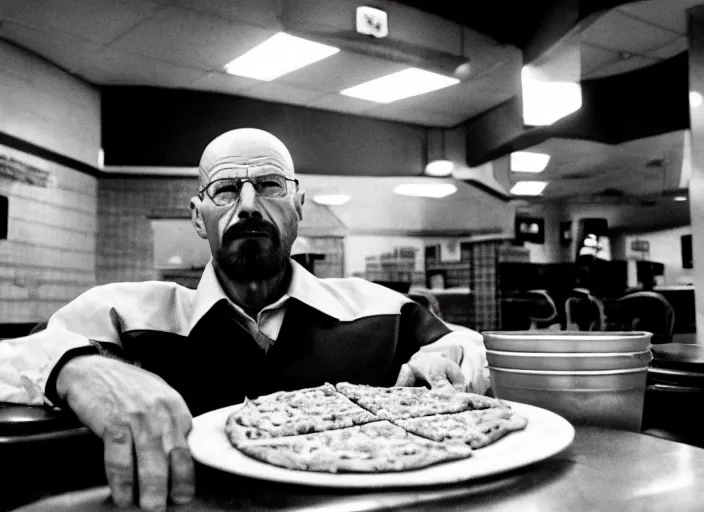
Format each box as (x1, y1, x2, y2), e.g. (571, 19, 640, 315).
(613, 291, 675, 344)
(524, 289, 560, 330)
(564, 291, 605, 331)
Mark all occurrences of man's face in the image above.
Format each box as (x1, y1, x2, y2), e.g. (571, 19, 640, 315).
(191, 165, 302, 282)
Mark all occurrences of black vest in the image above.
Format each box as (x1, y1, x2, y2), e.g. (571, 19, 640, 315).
(111, 299, 449, 416)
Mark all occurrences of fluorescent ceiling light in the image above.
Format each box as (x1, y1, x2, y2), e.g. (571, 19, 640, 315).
(521, 66, 581, 126)
(510, 180, 548, 196)
(224, 32, 339, 81)
(340, 68, 459, 103)
(690, 91, 703, 109)
(425, 160, 454, 177)
(393, 183, 457, 198)
(674, 195, 688, 202)
(511, 151, 551, 173)
(312, 194, 351, 206)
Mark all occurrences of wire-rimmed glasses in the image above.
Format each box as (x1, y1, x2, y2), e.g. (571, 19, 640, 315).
(198, 174, 298, 206)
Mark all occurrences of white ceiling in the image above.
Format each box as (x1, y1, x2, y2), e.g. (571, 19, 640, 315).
(515, 130, 686, 200)
(0, 0, 522, 127)
(0, 0, 697, 226)
(580, 0, 693, 79)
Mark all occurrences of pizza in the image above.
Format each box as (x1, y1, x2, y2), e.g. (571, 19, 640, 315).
(225, 382, 527, 473)
(225, 383, 378, 444)
(235, 421, 473, 473)
(392, 407, 528, 449)
(336, 382, 504, 420)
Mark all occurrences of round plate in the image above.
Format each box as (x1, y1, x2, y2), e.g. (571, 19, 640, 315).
(188, 400, 574, 488)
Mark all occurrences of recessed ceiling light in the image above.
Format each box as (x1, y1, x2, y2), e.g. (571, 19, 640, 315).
(510, 151, 551, 173)
(510, 181, 548, 196)
(425, 160, 454, 177)
(224, 32, 339, 81)
(340, 68, 459, 103)
(690, 91, 703, 109)
(393, 183, 457, 198)
(521, 66, 581, 126)
(674, 195, 688, 202)
(312, 194, 351, 206)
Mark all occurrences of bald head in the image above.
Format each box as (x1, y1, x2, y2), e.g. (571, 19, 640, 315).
(198, 128, 295, 184)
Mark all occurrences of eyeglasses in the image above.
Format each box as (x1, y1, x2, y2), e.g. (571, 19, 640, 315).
(198, 174, 299, 206)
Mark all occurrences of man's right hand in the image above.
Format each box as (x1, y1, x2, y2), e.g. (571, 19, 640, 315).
(55, 355, 195, 511)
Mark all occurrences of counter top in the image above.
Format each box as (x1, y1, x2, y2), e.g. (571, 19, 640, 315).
(12, 426, 704, 512)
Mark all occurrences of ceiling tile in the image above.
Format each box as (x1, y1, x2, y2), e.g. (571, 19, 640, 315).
(580, 43, 618, 76)
(618, 0, 689, 35)
(278, 52, 407, 93)
(171, 0, 282, 29)
(0, 21, 102, 74)
(581, 10, 681, 54)
(78, 48, 207, 87)
(188, 72, 263, 95)
(384, 1, 463, 55)
(3, 0, 164, 44)
(583, 55, 658, 79)
(646, 35, 688, 60)
(0, 0, 22, 18)
(236, 82, 327, 107)
(112, 5, 276, 71)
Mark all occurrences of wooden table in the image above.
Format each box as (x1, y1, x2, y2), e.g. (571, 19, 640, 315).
(11, 426, 704, 512)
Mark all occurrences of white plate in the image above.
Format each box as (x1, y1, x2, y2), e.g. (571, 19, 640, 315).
(188, 400, 574, 488)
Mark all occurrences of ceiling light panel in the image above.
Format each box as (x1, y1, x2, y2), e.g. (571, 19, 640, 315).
(224, 32, 339, 81)
(313, 194, 351, 206)
(393, 183, 457, 198)
(510, 151, 551, 173)
(340, 68, 460, 103)
(510, 181, 548, 196)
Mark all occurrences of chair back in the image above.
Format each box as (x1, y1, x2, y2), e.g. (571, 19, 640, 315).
(565, 292, 605, 331)
(614, 291, 675, 344)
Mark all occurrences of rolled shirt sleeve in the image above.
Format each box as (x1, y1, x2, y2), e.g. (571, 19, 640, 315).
(0, 328, 92, 405)
(0, 284, 124, 406)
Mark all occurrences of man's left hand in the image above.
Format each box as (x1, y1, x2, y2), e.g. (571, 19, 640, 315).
(394, 352, 465, 393)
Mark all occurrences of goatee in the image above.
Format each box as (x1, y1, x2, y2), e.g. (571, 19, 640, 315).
(216, 220, 288, 281)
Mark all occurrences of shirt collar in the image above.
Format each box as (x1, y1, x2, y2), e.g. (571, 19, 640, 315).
(189, 258, 348, 332)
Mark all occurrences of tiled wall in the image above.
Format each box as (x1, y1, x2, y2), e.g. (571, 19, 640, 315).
(98, 178, 194, 284)
(97, 178, 347, 284)
(425, 238, 524, 331)
(0, 41, 100, 323)
(0, 145, 98, 322)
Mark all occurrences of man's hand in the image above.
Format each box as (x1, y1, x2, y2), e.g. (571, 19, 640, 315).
(56, 355, 194, 511)
(394, 351, 466, 393)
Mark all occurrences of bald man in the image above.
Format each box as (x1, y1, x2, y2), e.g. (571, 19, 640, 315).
(0, 129, 487, 511)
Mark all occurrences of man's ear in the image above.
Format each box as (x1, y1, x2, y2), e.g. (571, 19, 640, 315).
(294, 190, 305, 221)
(190, 196, 208, 239)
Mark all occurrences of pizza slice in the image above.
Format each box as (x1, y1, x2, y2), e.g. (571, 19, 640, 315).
(392, 407, 528, 449)
(336, 382, 505, 420)
(235, 420, 473, 473)
(226, 383, 378, 444)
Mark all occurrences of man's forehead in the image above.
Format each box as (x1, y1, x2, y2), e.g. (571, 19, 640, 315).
(199, 128, 294, 182)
